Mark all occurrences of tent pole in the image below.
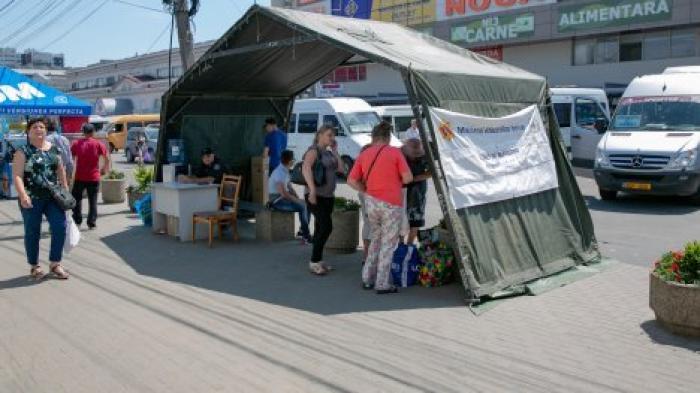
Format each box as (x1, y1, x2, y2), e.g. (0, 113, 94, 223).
(402, 69, 480, 305)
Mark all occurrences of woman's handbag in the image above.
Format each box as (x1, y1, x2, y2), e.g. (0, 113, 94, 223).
(290, 147, 326, 186)
(48, 183, 77, 211)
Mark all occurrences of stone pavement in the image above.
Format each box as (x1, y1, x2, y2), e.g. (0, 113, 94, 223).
(0, 200, 698, 393)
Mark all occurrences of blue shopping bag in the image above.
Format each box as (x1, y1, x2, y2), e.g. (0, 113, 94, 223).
(134, 194, 152, 227)
(391, 243, 421, 288)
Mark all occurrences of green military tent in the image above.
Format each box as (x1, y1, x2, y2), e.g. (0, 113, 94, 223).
(156, 5, 600, 302)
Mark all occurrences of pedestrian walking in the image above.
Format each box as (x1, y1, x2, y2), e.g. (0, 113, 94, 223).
(45, 120, 74, 186)
(303, 125, 345, 275)
(402, 138, 431, 244)
(71, 123, 109, 229)
(269, 150, 312, 243)
(12, 117, 70, 279)
(263, 117, 287, 176)
(348, 121, 412, 294)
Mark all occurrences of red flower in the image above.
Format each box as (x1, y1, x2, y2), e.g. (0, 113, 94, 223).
(671, 262, 680, 272)
(672, 251, 684, 261)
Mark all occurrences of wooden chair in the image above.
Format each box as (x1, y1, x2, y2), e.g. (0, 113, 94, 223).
(192, 175, 242, 247)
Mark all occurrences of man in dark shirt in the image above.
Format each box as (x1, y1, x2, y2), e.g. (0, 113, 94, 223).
(179, 148, 226, 184)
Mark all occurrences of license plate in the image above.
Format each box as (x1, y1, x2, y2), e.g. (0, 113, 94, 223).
(623, 182, 652, 191)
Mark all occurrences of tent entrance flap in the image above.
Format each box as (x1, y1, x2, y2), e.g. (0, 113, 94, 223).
(157, 5, 600, 301)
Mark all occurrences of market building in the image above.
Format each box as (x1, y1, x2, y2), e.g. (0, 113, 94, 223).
(66, 41, 213, 115)
(274, 0, 700, 105)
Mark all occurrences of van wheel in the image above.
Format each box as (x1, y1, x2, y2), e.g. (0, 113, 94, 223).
(599, 188, 617, 201)
(342, 156, 354, 178)
(126, 149, 134, 163)
(109, 142, 116, 153)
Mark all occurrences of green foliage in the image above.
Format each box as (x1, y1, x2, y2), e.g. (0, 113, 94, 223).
(653, 241, 700, 285)
(334, 196, 360, 211)
(104, 170, 125, 180)
(133, 165, 154, 193)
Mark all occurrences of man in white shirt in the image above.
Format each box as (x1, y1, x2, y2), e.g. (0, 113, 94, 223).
(402, 119, 420, 142)
(268, 150, 311, 243)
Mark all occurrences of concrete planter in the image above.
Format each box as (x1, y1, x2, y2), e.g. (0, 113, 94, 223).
(325, 209, 359, 254)
(100, 179, 126, 204)
(649, 272, 700, 337)
(127, 190, 147, 212)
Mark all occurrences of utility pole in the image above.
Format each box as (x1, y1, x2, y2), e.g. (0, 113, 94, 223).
(165, 0, 195, 70)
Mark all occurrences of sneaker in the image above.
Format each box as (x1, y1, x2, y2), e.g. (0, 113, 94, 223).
(301, 235, 313, 244)
(309, 262, 327, 275)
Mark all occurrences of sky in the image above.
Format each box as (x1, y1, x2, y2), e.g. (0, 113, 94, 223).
(0, 0, 270, 67)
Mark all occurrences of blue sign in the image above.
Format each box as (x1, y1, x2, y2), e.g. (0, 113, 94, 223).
(0, 67, 91, 116)
(332, 0, 372, 19)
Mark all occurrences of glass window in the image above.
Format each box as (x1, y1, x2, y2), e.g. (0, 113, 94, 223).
(611, 96, 700, 131)
(620, 34, 643, 62)
(334, 67, 349, 83)
(575, 98, 606, 127)
(339, 112, 381, 133)
(672, 29, 696, 58)
(553, 103, 572, 128)
(321, 73, 334, 84)
(358, 65, 367, 80)
(381, 116, 392, 123)
(347, 66, 358, 82)
(322, 115, 341, 134)
(574, 39, 595, 65)
(127, 122, 142, 130)
(288, 113, 297, 133)
(644, 31, 671, 60)
(297, 113, 318, 133)
(113, 124, 123, 133)
(595, 37, 618, 64)
(394, 116, 414, 132)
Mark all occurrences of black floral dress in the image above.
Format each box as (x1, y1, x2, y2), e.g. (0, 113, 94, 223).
(21, 144, 61, 200)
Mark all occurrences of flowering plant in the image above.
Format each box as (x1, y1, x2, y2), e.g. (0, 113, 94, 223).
(653, 242, 700, 285)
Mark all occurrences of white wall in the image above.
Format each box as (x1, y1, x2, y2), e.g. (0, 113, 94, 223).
(504, 39, 700, 88)
(339, 63, 406, 97)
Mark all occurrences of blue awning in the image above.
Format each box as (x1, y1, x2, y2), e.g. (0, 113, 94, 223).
(0, 67, 91, 116)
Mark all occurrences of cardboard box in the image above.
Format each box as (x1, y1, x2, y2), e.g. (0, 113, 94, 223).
(251, 156, 269, 205)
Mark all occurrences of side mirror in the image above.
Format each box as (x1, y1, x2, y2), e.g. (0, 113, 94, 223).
(594, 118, 609, 134)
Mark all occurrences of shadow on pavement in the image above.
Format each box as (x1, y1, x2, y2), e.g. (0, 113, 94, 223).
(640, 320, 700, 352)
(101, 221, 465, 315)
(0, 275, 47, 290)
(584, 195, 698, 216)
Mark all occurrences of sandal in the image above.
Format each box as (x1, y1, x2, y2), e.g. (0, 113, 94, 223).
(376, 286, 399, 295)
(30, 265, 45, 280)
(50, 263, 70, 280)
(309, 262, 328, 276)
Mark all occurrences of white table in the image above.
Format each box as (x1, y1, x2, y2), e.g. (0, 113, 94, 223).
(151, 182, 219, 241)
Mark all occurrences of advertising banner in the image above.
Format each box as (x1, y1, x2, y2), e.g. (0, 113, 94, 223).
(451, 13, 534, 44)
(558, 0, 672, 32)
(297, 0, 332, 13)
(332, 0, 435, 25)
(437, 0, 555, 21)
(430, 105, 558, 208)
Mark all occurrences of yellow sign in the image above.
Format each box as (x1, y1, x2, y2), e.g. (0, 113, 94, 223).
(371, 0, 436, 26)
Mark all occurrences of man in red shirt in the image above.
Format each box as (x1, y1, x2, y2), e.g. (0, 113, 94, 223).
(71, 123, 109, 229)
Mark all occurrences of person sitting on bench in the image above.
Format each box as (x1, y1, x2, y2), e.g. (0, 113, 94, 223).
(268, 150, 311, 243)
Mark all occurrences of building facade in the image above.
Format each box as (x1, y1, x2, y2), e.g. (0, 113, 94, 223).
(274, 0, 700, 105)
(66, 42, 213, 115)
(0, 48, 65, 69)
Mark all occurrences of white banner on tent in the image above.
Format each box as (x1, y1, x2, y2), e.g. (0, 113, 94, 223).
(430, 105, 558, 209)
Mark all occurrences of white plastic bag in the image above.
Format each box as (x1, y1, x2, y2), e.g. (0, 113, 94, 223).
(64, 213, 80, 253)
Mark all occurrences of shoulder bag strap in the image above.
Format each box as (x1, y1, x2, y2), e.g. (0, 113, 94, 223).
(363, 145, 388, 184)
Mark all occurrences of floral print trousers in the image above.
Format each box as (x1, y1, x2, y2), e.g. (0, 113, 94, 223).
(362, 194, 403, 291)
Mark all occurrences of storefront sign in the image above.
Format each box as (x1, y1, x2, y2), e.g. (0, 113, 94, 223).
(332, 0, 435, 26)
(430, 105, 558, 208)
(316, 83, 344, 97)
(452, 13, 534, 44)
(297, 0, 331, 14)
(472, 45, 503, 60)
(558, 0, 672, 32)
(437, 0, 555, 21)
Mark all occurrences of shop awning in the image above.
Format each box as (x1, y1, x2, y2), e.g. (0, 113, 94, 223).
(0, 67, 91, 116)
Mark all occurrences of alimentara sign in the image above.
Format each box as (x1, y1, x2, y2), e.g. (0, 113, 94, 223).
(558, 0, 672, 32)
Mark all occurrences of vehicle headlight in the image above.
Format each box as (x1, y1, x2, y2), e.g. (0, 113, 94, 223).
(667, 150, 697, 170)
(595, 150, 610, 168)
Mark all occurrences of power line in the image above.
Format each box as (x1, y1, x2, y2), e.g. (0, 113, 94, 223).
(113, 0, 167, 13)
(0, 0, 17, 14)
(40, 0, 110, 50)
(9, 0, 85, 48)
(145, 20, 172, 54)
(0, 0, 54, 45)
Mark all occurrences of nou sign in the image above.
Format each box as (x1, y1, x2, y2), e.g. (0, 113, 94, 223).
(0, 82, 46, 103)
(437, 0, 555, 20)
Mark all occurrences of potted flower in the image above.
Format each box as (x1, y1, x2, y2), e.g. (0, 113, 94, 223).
(127, 165, 154, 212)
(436, 218, 455, 251)
(100, 169, 126, 204)
(325, 197, 360, 253)
(649, 242, 700, 337)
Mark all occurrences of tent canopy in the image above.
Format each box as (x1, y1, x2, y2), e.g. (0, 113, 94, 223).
(0, 67, 91, 117)
(158, 5, 598, 301)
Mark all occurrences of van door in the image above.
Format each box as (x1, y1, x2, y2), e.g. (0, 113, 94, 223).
(289, 113, 318, 160)
(572, 97, 609, 166)
(553, 101, 572, 154)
